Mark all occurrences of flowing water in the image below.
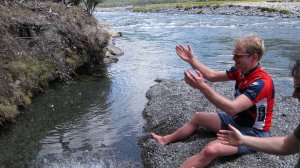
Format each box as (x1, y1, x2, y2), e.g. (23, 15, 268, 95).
(0, 9, 299, 168)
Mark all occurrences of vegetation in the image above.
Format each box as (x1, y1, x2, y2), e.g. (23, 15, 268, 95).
(100, 0, 194, 7)
(99, 0, 265, 7)
(82, 0, 105, 15)
(0, 103, 18, 124)
(259, 6, 277, 12)
(279, 9, 291, 14)
(257, 6, 293, 14)
(101, 0, 295, 16)
(9, 0, 104, 15)
(128, 1, 225, 13)
(197, 10, 203, 14)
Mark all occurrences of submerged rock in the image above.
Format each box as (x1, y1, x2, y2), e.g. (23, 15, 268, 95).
(139, 79, 298, 168)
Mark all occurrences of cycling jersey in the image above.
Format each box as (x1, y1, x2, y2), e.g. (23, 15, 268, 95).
(226, 64, 275, 131)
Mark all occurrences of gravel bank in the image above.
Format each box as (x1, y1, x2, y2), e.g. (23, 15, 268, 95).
(231, 2, 300, 13)
(139, 79, 299, 168)
(130, 2, 300, 18)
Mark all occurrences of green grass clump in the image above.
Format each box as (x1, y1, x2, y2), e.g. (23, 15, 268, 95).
(259, 7, 277, 12)
(244, 6, 250, 9)
(130, 1, 225, 13)
(0, 103, 18, 123)
(10, 88, 32, 107)
(197, 10, 203, 14)
(10, 59, 55, 91)
(0, 104, 16, 115)
(258, 7, 292, 14)
(279, 9, 291, 14)
(184, 6, 193, 11)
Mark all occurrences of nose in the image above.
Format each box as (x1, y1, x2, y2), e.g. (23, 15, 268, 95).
(233, 55, 237, 60)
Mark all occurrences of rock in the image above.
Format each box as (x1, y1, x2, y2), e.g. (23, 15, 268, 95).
(107, 42, 124, 56)
(104, 39, 124, 64)
(109, 29, 123, 37)
(139, 79, 298, 168)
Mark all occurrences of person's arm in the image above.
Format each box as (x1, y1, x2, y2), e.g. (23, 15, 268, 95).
(184, 70, 253, 115)
(176, 44, 229, 82)
(217, 124, 299, 155)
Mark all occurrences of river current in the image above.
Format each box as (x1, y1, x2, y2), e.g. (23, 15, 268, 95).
(0, 9, 299, 168)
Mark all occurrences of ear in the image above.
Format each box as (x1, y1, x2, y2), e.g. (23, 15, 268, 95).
(252, 53, 259, 62)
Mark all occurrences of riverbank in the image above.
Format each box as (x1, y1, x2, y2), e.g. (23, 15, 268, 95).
(129, 1, 300, 18)
(0, 1, 123, 127)
(139, 79, 298, 167)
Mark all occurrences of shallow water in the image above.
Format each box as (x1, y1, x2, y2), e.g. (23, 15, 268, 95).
(0, 10, 299, 168)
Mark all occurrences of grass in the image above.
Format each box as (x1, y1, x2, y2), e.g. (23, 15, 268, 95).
(257, 7, 293, 14)
(0, 103, 18, 124)
(9, 53, 56, 108)
(127, 1, 227, 13)
(279, 9, 291, 14)
(99, 0, 192, 7)
(98, 0, 282, 14)
(259, 6, 277, 12)
(10, 59, 54, 89)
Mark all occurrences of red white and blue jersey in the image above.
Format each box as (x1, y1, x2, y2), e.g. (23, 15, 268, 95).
(226, 64, 275, 131)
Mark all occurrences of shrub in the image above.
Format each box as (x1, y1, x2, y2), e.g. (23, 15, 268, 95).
(184, 6, 192, 11)
(259, 7, 277, 13)
(244, 6, 250, 10)
(197, 10, 203, 14)
(83, 0, 105, 15)
(279, 9, 291, 14)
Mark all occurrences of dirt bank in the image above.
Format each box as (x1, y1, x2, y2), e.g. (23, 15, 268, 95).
(0, 1, 122, 126)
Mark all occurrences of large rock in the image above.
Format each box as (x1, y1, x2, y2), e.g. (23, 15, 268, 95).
(139, 79, 298, 168)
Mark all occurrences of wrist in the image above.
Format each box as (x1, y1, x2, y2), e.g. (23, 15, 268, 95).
(239, 135, 247, 146)
(197, 81, 208, 91)
(189, 57, 198, 65)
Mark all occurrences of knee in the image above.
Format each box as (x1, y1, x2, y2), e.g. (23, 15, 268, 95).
(190, 112, 203, 122)
(189, 112, 208, 126)
(201, 144, 219, 158)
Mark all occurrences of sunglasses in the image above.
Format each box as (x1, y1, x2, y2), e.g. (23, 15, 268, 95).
(232, 52, 250, 59)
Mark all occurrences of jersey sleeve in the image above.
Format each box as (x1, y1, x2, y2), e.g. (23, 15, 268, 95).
(243, 79, 265, 103)
(226, 66, 239, 80)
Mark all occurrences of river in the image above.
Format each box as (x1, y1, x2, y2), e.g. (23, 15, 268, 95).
(0, 9, 299, 168)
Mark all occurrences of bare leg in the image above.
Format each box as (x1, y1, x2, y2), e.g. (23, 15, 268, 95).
(151, 112, 221, 145)
(180, 139, 238, 168)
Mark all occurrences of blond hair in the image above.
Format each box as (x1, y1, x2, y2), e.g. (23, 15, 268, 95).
(235, 34, 265, 60)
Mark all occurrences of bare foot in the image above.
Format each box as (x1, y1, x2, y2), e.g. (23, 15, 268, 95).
(150, 132, 169, 145)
